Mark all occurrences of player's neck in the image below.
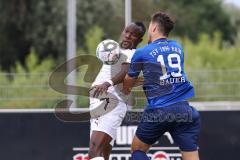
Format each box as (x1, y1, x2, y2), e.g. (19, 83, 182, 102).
(151, 35, 167, 42)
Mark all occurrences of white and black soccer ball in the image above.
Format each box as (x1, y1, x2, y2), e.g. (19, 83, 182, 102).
(96, 39, 120, 65)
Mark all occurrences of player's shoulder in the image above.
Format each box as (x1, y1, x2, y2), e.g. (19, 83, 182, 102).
(135, 43, 153, 55)
(120, 49, 136, 58)
(132, 43, 159, 61)
(120, 48, 136, 56)
(168, 39, 183, 48)
(119, 48, 136, 63)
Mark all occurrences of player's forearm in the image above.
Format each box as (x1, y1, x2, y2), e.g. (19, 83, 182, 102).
(111, 70, 127, 85)
(111, 63, 130, 85)
(122, 74, 137, 94)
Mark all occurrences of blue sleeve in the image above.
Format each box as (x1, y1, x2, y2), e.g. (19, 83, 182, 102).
(128, 49, 143, 78)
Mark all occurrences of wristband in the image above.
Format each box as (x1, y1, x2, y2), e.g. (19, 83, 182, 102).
(106, 79, 114, 86)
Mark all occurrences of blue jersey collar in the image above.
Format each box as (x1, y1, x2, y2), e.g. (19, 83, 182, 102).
(152, 38, 167, 43)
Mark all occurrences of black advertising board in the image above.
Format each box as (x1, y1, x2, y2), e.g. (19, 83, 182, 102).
(0, 111, 239, 160)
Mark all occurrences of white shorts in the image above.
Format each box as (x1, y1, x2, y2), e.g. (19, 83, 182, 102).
(90, 99, 127, 146)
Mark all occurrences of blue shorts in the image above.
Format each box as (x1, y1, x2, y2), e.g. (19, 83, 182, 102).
(136, 101, 201, 152)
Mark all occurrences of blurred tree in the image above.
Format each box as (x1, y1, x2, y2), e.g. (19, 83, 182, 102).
(0, 0, 31, 71)
(84, 26, 104, 55)
(223, 3, 240, 44)
(0, 0, 66, 71)
(0, 0, 120, 71)
(28, 0, 66, 62)
(132, 0, 237, 44)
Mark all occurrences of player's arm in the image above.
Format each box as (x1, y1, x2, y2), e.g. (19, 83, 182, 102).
(111, 63, 143, 89)
(122, 51, 143, 95)
(111, 63, 130, 85)
(90, 63, 143, 97)
(110, 64, 144, 86)
(90, 63, 129, 98)
(122, 74, 138, 95)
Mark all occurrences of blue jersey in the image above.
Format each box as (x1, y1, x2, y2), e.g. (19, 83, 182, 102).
(128, 38, 194, 109)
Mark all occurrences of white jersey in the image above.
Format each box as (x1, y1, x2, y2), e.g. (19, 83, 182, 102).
(91, 49, 136, 102)
(90, 49, 135, 146)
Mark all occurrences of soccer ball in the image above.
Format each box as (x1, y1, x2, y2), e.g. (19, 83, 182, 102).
(96, 39, 120, 65)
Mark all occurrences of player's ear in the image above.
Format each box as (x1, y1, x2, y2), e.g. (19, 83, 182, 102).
(153, 25, 157, 32)
(152, 23, 158, 33)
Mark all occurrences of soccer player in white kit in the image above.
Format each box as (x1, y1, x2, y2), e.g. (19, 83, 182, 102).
(88, 22, 146, 160)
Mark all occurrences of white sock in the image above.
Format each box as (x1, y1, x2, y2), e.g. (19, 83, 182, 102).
(90, 157, 104, 160)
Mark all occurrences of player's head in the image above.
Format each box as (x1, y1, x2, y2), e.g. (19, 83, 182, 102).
(148, 12, 174, 43)
(120, 22, 146, 49)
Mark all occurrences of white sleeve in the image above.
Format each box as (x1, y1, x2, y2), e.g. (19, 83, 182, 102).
(119, 49, 136, 64)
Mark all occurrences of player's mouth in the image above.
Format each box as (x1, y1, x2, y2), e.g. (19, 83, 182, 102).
(120, 40, 133, 49)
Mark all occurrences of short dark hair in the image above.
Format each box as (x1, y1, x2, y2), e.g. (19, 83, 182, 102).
(134, 21, 146, 37)
(151, 12, 174, 36)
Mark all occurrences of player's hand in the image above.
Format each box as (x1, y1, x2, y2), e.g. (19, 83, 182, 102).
(133, 76, 144, 87)
(90, 82, 111, 98)
(121, 87, 131, 95)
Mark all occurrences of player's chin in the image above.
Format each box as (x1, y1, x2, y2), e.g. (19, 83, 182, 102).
(120, 41, 133, 49)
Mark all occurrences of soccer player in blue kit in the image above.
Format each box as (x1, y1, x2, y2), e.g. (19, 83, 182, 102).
(123, 12, 201, 160)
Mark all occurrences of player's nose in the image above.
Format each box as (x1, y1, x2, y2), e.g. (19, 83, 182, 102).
(125, 32, 131, 39)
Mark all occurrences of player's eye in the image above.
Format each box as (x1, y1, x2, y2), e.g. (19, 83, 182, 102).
(132, 33, 138, 37)
(131, 33, 139, 38)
